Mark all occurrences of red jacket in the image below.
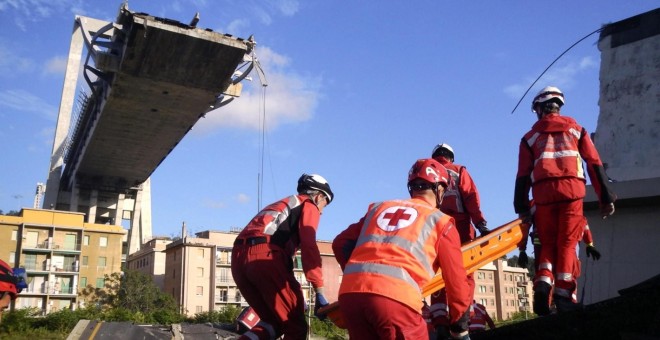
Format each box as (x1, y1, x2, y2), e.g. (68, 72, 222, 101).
(514, 113, 616, 213)
(436, 159, 486, 227)
(237, 194, 324, 289)
(469, 302, 495, 332)
(332, 198, 471, 323)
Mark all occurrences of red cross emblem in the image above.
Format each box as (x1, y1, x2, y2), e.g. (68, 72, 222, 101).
(377, 206, 417, 231)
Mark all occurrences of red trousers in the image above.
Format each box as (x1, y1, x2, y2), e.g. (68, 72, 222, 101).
(534, 199, 583, 299)
(339, 293, 428, 340)
(231, 243, 307, 340)
(430, 215, 475, 326)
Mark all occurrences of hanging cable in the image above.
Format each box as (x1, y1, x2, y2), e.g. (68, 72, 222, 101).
(510, 26, 605, 114)
(258, 84, 267, 211)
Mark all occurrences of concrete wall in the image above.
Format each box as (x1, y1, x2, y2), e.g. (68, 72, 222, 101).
(580, 8, 660, 304)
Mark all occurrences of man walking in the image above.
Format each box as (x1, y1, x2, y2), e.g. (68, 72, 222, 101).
(514, 86, 616, 315)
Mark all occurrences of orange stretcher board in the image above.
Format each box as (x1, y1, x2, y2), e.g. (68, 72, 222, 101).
(317, 218, 530, 329)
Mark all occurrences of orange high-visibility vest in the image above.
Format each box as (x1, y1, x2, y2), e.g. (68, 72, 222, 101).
(338, 199, 454, 312)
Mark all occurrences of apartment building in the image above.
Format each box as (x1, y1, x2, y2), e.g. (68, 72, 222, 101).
(0, 208, 126, 314)
(161, 230, 341, 316)
(125, 237, 172, 290)
(472, 258, 531, 320)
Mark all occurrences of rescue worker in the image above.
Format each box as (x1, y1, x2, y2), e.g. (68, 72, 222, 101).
(429, 143, 489, 335)
(514, 86, 616, 316)
(1, 259, 27, 321)
(333, 159, 471, 340)
(468, 300, 496, 334)
(231, 174, 333, 340)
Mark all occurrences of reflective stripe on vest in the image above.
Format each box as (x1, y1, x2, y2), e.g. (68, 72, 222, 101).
(258, 195, 301, 235)
(525, 130, 584, 184)
(340, 199, 447, 311)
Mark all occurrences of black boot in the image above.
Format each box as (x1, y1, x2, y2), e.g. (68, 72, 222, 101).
(533, 282, 552, 316)
(554, 295, 582, 313)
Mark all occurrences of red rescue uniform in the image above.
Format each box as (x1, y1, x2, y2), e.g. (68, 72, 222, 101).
(514, 113, 615, 300)
(231, 195, 324, 340)
(468, 302, 496, 333)
(333, 198, 471, 339)
(430, 159, 486, 328)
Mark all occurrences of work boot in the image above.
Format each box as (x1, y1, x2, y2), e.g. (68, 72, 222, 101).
(434, 325, 450, 340)
(554, 295, 582, 313)
(533, 282, 552, 316)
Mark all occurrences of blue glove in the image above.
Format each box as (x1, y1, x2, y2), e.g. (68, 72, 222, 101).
(314, 292, 329, 320)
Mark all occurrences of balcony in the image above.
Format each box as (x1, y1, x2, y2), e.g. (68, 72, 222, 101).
(22, 241, 82, 253)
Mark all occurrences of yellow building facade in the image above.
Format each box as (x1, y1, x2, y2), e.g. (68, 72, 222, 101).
(0, 208, 126, 314)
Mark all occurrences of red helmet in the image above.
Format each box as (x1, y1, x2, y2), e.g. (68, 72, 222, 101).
(0, 259, 18, 300)
(408, 158, 449, 188)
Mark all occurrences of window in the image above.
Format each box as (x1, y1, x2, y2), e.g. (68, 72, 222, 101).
(82, 256, 88, 266)
(196, 286, 203, 296)
(197, 267, 204, 277)
(96, 278, 105, 288)
(25, 254, 37, 270)
(477, 271, 485, 279)
(9, 252, 15, 264)
(489, 285, 494, 293)
(219, 289, 228, 302)
(198, 249, 205, 258)
(80, 277, 87, 287)
(217, 268, 229, 283)
(172, 269, 176, 278)
(98, 257, 107, 267)
(196, 306, 203, 313)
(478, 285, 486, 293)
(11, 230, 17, 241)
(99, 236, 108, 247)
(83, 235, 90, 246)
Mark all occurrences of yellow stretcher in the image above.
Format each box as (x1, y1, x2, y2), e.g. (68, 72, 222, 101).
(317, 218, 530, 329)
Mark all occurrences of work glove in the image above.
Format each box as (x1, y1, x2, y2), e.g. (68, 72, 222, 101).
(314, 291, 329, 321)
(586, 244, 601, 261)
(600, 203, 615, 219)
(475, 221, 491, 236)
(518, 251, 529, 268)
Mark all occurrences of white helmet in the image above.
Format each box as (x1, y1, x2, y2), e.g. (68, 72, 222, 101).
(532, 86, 564, 110)
(431, 143, 455, 162)
(297, 173, 334, 204)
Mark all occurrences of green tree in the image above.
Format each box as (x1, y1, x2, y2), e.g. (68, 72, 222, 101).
(78, 270, 183, 324)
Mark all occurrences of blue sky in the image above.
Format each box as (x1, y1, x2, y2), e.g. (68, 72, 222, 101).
(1, 1, 657, 249)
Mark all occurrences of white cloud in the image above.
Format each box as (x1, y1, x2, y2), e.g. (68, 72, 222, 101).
(226, 18, 249, 36)
(0, 40, 34, 75)
(274, 0, 299, 16)
(504, 56, 597, 101)
(193, 46, 321, 133)
(43, 56, 67, 75)
(203, 198, 226, 209)
(236, 193, 250, 203)
(0, 0, 86, 30)
(0, 89, 58, 120)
